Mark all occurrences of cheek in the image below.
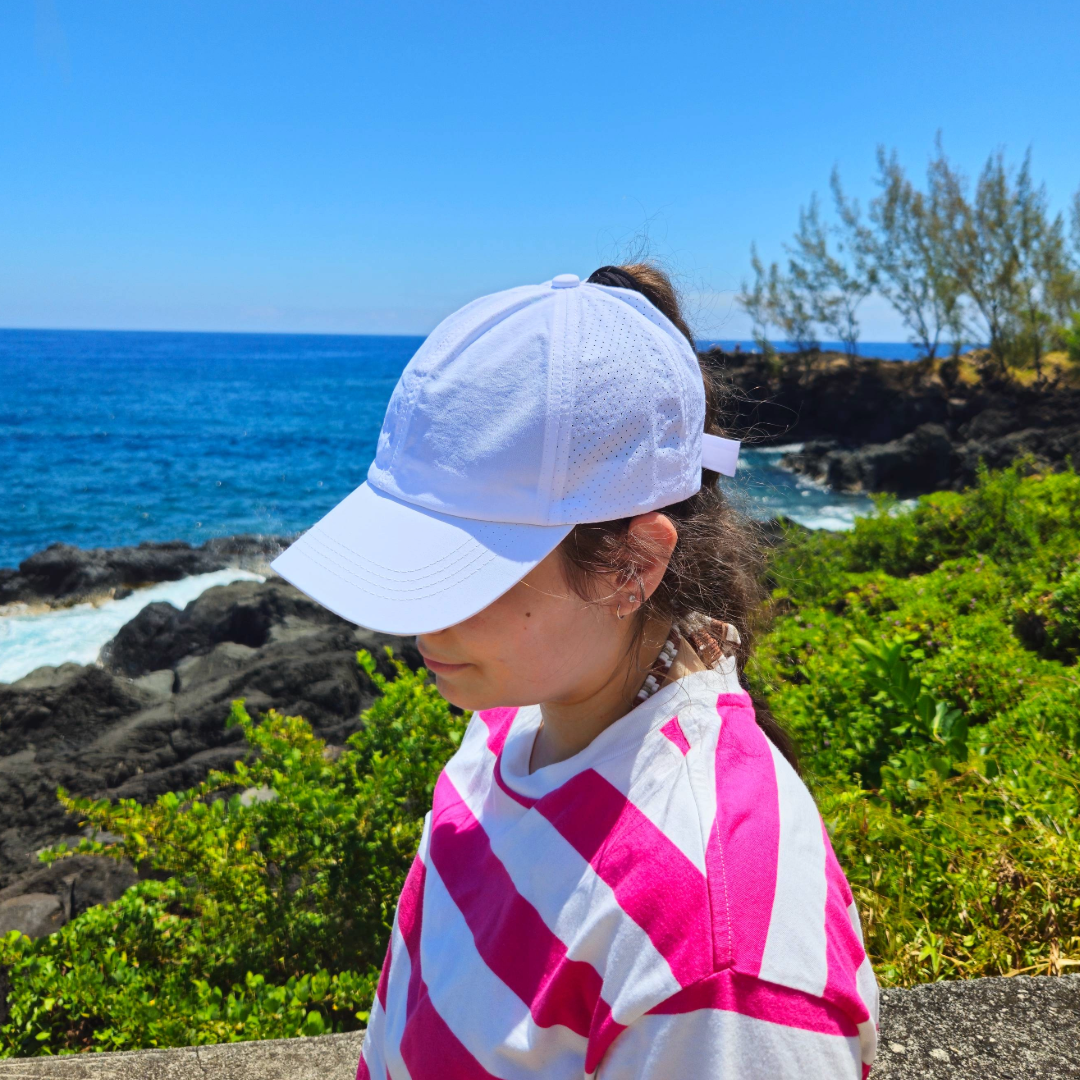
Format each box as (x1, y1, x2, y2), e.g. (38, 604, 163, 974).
(444, 596, 603, 707)
(488, 603, 605, 699)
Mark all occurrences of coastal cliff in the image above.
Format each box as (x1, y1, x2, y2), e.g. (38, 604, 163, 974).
(705, 348, 1080, 496)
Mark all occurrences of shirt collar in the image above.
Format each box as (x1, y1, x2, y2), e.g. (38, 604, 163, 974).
(497, 660, 741, 803)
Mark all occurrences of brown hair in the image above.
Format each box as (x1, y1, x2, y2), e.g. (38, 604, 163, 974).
(559, 263, 799, 771)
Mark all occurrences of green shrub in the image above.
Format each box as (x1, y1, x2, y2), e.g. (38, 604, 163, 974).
(0, 651, 465, 1057)
(1015, 564, 1080, 663)
(754, 465, 1080, 985)
(4, 465, 1080, 1058)
(844, 462, 1080, 578)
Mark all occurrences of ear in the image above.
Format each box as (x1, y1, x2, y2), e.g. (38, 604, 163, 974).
(622, 512, 678, 604)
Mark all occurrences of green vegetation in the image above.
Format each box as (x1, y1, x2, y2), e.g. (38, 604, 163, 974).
(755, 464, 1080, 985)
(740, 141, 1080, 377)
(0, 653, 465, 1056)
(3, 464, 1080, 1055)
(1062, 311, 1080, 363)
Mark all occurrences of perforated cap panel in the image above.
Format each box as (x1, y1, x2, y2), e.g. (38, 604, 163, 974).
(551, 285, 700, 523)
(366, 278, 706, 526)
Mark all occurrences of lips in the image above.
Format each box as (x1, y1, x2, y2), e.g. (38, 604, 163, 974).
(419, 653, 471, 674)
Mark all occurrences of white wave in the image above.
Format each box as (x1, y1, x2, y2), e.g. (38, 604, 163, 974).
(787, 506, 866, 531)
(746, 442, 805, 457)
(0, 569, 265, 685)
(733, 446, 877, 530)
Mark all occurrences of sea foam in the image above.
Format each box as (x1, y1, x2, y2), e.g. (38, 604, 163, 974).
(0, 570, 265, 685)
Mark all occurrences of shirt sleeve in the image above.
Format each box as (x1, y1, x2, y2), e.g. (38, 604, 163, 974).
(356, 997, 387, 1080)
(357, 935, 394, 1080)
(595, 970, 870, 1080)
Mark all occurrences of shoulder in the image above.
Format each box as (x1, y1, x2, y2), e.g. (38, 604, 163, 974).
(473, 706, 519, 749)
(706, 692, 837, 982)
(703, 693, 877, 1026)
(431, 707, 523, 814)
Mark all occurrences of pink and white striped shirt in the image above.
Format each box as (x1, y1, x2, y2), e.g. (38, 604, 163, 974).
(359, 663, 879, 1079)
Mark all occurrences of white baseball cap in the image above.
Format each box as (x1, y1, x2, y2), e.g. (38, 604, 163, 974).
(271, 273, 739, 635)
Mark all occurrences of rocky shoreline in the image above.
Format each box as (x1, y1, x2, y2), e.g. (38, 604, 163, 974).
(707, 348, 1080, 496)
(0, 535, 293, 611)
(0, 555, 420, 937)
(3, 347, 1078, 933)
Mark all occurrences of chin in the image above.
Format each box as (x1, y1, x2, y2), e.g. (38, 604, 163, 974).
(432, 673, 506, 713)
(432, 673, 485, 711)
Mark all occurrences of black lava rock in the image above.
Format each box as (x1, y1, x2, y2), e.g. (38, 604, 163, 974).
(0, 535, 292, 607)
(704, 348, 1080, 496)
(0, 577, 420, 910)
(100, 580, 344, 677)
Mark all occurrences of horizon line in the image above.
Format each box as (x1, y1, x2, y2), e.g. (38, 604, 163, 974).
(0, 324, 920, 348)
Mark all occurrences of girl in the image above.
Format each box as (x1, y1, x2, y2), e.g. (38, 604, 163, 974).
(272, 264, 879, 1078)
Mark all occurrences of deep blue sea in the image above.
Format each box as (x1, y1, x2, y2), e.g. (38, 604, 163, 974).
(0, 329, 885, 571)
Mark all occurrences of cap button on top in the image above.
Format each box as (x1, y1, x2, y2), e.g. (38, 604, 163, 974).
(551, 273, 580, 289)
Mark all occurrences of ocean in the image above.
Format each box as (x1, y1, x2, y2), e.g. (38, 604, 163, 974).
(0, 328, 888, 569)
(0, 328, 879, 680)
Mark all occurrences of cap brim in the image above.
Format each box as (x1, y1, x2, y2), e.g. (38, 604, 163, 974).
(270, 483, 572, 635)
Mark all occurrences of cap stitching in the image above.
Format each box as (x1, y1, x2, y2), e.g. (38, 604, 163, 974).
(303, 528, 494, 588)
(296, 539, 501, 601)
(312, 521, 485, 578)
(538, 286, 568, 525)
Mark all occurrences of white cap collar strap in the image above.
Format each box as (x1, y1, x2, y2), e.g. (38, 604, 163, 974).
(701, 433, 740, 477)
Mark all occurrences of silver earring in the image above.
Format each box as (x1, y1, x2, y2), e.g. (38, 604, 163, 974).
(616, 604, 626, 620)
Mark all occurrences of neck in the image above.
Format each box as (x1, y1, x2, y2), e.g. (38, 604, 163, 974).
(529, 617, 707, 772)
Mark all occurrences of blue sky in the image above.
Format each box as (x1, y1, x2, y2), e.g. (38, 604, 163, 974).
(3, 0, 1078, 339)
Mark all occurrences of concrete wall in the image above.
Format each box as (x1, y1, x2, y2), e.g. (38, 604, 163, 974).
(0, 1031, 366, 1080)
(1, 975, 1077, 1079)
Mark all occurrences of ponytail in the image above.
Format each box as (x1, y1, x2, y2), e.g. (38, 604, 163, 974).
(562, 263, 799, 773)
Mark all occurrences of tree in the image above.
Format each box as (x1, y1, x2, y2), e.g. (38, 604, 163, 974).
(1057, 186, 1080, 364)
(787, 186, 873, 360)
(767, 261, 819, 358)
(1071, 187, 1080, 260)
(1012, 195, 1074, 381)
(741, 144, 1079, 377)
(739, 244, 776, 356)
(835, 148, 963, 360)
(925, 148, 1009, 365)
(1060, 312, 1080, 364)
(737, 247, 819, 364)
(931, 147, 1075, 377)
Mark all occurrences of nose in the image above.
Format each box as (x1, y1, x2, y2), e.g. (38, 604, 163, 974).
(416, 631, 444, 652)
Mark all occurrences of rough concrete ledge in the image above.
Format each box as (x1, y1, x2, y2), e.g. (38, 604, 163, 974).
(873, 974, 1080, 1079)
(0, 975, 1077, 1078)
(0, 1031, 366, 1079)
